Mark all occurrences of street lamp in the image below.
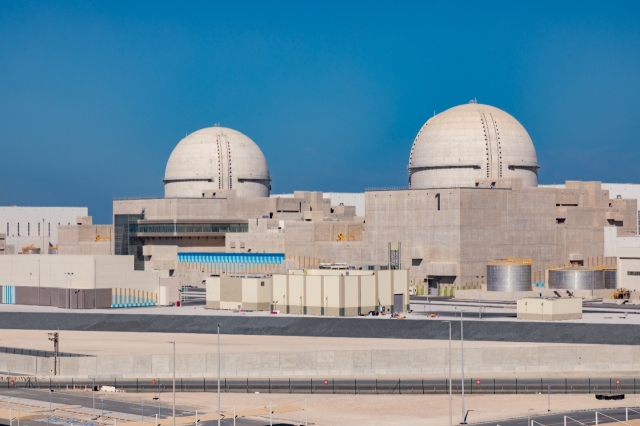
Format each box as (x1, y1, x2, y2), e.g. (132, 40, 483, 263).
(168, 342, 176, 426)
(101, 397, 104, 418)
(47, 389, 53, 426)
(153, 384, 164, 420)
(460, 310, 466, 425)
(528, 408, 535, 426)
(443, 321, 452, 426)
(217, 324, 221, 426)
(64, 272, 74, 309)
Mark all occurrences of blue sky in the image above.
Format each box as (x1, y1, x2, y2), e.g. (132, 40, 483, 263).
(1, 1, 639, 223)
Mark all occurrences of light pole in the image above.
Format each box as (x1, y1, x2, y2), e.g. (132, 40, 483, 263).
(64, 272, 74, 309)
(169, 341, 175, 426)
(460, 310, 466, 425)
(153, 384, 164, 419)
(217, 324, 221, 426)
(528, 408, 534, 426)
(92, 378, 95, 416)
(101, 397, 104, 418)
(444, 321, 452, 426)
(141, 402, 144, 421)
(48, 389, 53, 426)
(42, 218, 45, 256)
(18, 397, 20, 426)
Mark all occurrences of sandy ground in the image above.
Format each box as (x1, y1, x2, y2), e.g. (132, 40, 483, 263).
(0, 329, 570, 356)
(74, 391, 640, 426)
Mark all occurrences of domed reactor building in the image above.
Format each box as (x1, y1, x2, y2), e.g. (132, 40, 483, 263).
(112, 104, 637, 292)
(164, 126, 271, 198)
(408, 102, 539, 189)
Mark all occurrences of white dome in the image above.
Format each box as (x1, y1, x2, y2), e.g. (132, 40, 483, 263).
(164, 126, 271, 198)
(408, 103, 539, 189)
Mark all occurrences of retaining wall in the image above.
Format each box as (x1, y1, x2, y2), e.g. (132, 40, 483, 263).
(2, 344, 640, 378)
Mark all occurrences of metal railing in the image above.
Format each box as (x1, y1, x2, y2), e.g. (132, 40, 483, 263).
(4, 377, 640, 395)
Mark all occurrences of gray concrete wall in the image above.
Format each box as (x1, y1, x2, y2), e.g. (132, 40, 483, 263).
(5, 344, 640, 378)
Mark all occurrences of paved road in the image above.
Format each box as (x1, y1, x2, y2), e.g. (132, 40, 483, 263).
(477, 406, 640, 425)
(3, 311, 640, 345)
(0, 389, 293, 426)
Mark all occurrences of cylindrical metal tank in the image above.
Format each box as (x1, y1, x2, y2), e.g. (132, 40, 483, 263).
(548, 267, 604, 290)
(487, 261, 532, 292)
(21, 245, 41, 254)
(603, 269, 617, 289)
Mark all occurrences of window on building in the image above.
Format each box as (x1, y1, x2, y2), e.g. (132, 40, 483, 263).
(17, 223, 20, 236)
(6, 223, 8, 235)
(38, 222, 40, 236)
(48, 223, 50, 236)
(28, 223, 30, 236)
(628, 271, 640, 276)
(435, 193, 441, 210)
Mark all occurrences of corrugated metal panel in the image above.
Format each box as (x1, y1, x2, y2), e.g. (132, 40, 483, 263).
(604, 270, 618, 289)
(548, 268, 604, 290)
(487, 264, 531, 291)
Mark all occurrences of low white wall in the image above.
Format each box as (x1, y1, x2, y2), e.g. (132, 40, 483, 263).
(4, 344, 640, 378)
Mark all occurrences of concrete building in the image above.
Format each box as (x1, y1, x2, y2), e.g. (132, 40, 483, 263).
(104, 102, 639, 298)
(0, 206, 88, 254)
(57, 216, 113, 255)
(206, 269, 409, 316)
(0, 254, 159, 308)
(517, 297, 582, 321)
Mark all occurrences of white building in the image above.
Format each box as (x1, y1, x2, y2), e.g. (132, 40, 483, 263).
(0, 206, 88, 254)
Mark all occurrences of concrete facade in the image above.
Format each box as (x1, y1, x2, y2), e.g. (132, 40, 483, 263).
(58, 216, 113, 255)
(0, 255, 160, 308)
(365, 181, 636, 287)
(0, 206, 88, 255)
(6, 343, 640, 378)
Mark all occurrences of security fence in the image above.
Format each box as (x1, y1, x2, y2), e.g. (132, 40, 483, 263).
(4, 377, 640, 395)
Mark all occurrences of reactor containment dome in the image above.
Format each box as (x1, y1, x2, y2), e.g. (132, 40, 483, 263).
(408, 102, 539, 189)
(164, 126, 271, 198)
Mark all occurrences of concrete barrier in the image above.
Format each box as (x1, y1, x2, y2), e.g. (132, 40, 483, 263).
(4, 343, 640, 378)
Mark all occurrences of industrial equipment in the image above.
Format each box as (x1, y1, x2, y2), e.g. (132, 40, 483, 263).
(337, 233, 356, 242)
(21, 245, 41, 254)
(95, 235, 112, 242)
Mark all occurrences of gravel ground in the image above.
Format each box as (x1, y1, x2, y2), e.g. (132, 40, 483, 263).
(1, 307, 640, 345)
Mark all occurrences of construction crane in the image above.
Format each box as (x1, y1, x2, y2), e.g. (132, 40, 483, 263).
(337, 233, 356, 242)
(95, 235, 112, 242)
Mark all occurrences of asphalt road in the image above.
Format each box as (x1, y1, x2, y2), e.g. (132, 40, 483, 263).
(0, 389, 293, 426)
(477, 406, 640, 425)
(1, 311, 640, 345)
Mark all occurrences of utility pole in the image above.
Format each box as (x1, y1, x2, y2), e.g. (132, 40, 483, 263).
(47, 332, 59, 375)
